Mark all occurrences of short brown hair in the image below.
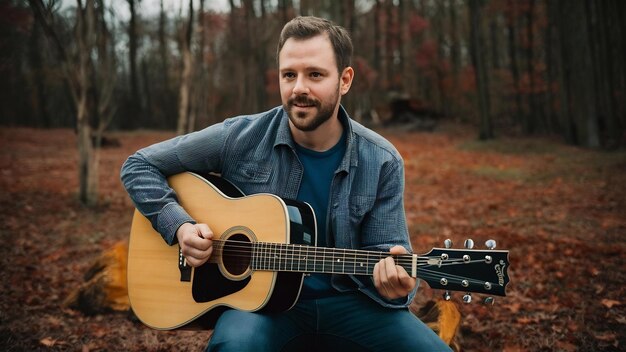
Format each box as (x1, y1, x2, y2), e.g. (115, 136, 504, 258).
(277, 16, 353, 73)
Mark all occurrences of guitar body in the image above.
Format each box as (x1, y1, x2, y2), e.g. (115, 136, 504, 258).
(127, 172, 316, 330)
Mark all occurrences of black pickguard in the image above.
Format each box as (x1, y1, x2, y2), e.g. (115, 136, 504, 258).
(189, 174, 316, 327)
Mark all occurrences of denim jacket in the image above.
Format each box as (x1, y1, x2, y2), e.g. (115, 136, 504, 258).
(120, 105, 417, 308)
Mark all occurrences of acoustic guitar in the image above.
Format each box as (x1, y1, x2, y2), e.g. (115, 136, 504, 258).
(127, 172, 510, 330)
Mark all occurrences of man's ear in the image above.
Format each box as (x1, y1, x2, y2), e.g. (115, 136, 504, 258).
(339, 67, 354, 96)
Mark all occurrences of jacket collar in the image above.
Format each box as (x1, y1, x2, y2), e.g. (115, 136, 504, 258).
(274, 105, 358, 172)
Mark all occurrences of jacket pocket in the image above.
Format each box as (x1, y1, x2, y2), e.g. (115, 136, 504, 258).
(229, 162, 272, 184)
(349, 195, 375, 219)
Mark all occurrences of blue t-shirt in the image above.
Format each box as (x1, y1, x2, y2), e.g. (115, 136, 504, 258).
(295, 133, 346, 299)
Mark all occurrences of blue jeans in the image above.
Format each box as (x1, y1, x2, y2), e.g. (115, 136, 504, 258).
(206, 293, 452, 352)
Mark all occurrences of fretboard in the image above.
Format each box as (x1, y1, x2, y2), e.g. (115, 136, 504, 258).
(250, 242, 417, 277)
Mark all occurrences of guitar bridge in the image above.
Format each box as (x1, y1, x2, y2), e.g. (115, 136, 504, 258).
(179, 246, 192, 282)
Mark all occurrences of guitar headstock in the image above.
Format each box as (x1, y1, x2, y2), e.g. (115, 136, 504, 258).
(418, 239, 510, 303)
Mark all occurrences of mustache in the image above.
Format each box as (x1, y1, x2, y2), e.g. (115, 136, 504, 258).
(288, 96, 320, 107)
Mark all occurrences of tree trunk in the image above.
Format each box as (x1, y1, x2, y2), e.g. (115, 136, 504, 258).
(177, 0, 194, 135)
(76, 0, 98, 205)
(559, 0, 600, 147)
(506, 0, 523, 129)
(469, 0, 493, 140)
(28, 16, 50, 127)
(127, 0, 141, 123)
(449, 0, 461, 89)
(399, 0, 413, 96)
(525, 0, 542, 134)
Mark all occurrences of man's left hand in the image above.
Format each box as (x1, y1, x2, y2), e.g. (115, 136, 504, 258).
(373, 246, 417, 300)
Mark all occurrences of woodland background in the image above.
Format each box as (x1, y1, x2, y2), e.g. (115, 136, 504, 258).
(0, 0, 625, 351)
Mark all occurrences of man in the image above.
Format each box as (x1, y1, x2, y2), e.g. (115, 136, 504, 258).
(121, 16, 451, 352)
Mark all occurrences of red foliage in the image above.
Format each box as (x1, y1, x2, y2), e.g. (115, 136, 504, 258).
(409, 13, 430, 35)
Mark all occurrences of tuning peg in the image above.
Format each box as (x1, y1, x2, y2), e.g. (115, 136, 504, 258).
(444, 239, 452, 248)
(464, 239, 474, 249)
(462, 293, 472, 304)
(442, 291, 451, 301)
(483, 297, 495, 305)
(485, 239, 497, 250)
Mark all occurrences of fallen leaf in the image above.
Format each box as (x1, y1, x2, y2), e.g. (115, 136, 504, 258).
(516, 316, 540, 324)
(504, 302, 521, 313)
(40, 337, 56, 347)
(594, 331, 617, 342)
(601, 299, 621, 309)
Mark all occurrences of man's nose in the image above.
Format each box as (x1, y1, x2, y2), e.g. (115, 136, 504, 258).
(292, 76, 309, 95)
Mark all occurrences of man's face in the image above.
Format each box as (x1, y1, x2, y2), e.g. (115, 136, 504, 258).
(278, 34, 349, 132)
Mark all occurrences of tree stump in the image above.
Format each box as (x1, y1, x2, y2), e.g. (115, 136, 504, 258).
(63, 241, 130, 314)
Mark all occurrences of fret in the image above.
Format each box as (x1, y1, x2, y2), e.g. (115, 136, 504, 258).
(309, 247, 319, 273)
(344, 249, 357, 275)
(280, 244, 289, 271)
(275, 243, 280, 271)
(252, 242, 258, 270)
(262, 241, 268, 271)
(321, 246, 326, 273)
(265, 242, 271, 271)
(354, 250, 368, 275)
(297, 245, 303, 272)
(304, 245, 311, 273)
(256, 242, 262, 270)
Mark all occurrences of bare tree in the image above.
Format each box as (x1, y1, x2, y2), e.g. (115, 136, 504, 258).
(469, 0, 493, 139)
(176, 0, 194, 135)
(127, 0, 142, 121)
(29, 0, 116, 205)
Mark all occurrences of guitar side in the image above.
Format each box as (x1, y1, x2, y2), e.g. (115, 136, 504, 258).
(127, 172, 294, 330)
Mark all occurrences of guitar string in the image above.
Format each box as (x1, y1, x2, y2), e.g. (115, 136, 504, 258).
(206, 240, 489, 268)
(197, 241, 501, 289)
(201, 241, 500, 286)
(207, 247, 480, 267)
(207, 248, 488, 270)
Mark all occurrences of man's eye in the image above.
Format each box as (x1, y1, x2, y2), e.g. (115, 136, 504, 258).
(283, 72, 295, 79)
(311, 72, 322, 78)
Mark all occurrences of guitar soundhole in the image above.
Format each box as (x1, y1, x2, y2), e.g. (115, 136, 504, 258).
(222, 233, 252, 278)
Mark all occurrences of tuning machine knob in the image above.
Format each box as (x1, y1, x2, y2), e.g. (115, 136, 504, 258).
(462, 293, 472, 304)
(442, 290, 451, 301)
(464, 239, 474, 249)
(483, 296, 495, 305)
(485, 239, 497, 250)
(444, 239, 452, 248)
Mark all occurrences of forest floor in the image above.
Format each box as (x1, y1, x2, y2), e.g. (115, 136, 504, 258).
(0, 124, 625, 351)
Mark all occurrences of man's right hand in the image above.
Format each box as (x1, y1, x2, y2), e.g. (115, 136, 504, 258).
(176, 222, 213, 267)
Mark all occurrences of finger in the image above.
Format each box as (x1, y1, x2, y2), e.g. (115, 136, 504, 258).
(182, 245, 213, 260)
(383, 256, 402, 298)
(396, 265, 416, 290)
(389, 245, 409, 255)
(381, 257, 401, 299)
(185, 255, 209, 267)
(195, 223, 213, 239)
(183, 225, 213, 250)
(373, 261, 390, 298)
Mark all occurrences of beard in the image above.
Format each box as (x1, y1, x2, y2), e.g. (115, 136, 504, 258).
(284, 87, 340, 132)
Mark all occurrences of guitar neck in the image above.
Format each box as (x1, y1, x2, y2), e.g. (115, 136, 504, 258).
(214, 240, 417, 277)
(209, 239, 510, 297)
